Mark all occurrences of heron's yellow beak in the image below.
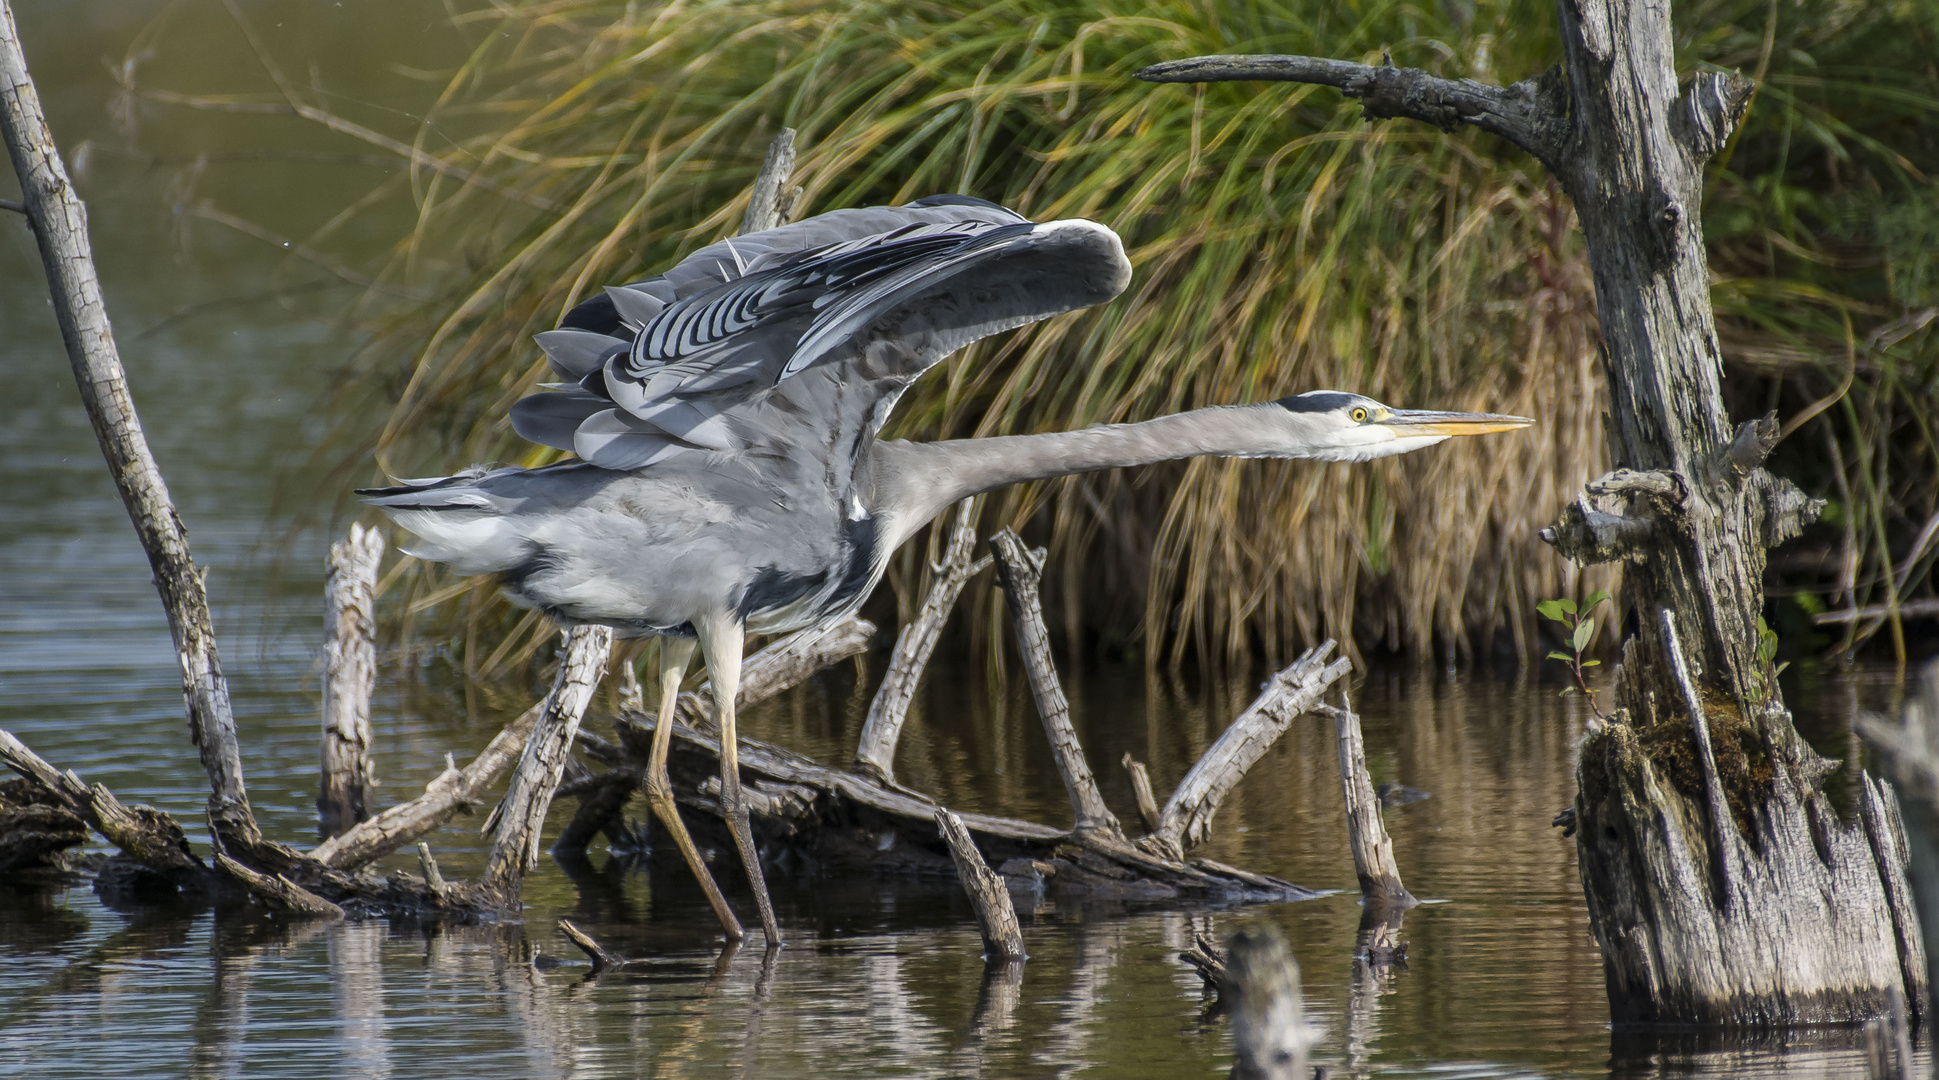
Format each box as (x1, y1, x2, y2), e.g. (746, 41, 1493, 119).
(1379, 409, 1534, 437)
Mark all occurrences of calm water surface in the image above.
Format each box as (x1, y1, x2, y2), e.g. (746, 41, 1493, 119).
(0, 4, 1926, 1077)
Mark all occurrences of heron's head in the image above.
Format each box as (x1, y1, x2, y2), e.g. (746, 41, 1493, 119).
(1268, 391, 1533, 462)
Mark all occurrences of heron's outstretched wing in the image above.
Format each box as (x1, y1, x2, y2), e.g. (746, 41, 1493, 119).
(509, 197, 1129, 472)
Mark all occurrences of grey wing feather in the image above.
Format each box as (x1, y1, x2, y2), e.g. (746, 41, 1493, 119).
(535, 329, 628, 380)
(512, 199, 1129, 472)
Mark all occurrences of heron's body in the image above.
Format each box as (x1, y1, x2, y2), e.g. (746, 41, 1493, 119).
(364, 196, 1529, 947)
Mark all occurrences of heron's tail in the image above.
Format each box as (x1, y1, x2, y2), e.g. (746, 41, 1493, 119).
(356, 467, 527, 575)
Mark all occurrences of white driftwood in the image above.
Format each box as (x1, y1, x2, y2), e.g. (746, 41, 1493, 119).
(936, 808, 1026, 961)
(1149, 643, 1351, 858)
(1, 0, 263, 854)
(320, 524, 383, 835)
(988, 529, 1120, 838)
(856, 498, 986, 780)
(480, 625, 612, 896)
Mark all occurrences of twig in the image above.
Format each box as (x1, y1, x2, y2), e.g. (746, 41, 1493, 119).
(740, 128, 797, 234)
(1, 0, 264, 856)
(479, 625, 612, 899)
(1224, 925, 1313, 1080)
(935, 808, 1026, 961)
(320, 525, 383, 837)
(1148, 643, 1351, 858)
(856, 498, 986, 781)
(1121, 753, 1163, 836)
(0, 195, 21, 213)
(415, 841, 448, 904)
(1181, 930, 1228, 990)
(1815, 599, 1939, 626)
(557, 919, 621, 973)
(987, 529, 1121, 839)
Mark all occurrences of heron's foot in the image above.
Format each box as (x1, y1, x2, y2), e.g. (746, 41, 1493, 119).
(644, 775, 745, 942)
(724, 802, 783, 947)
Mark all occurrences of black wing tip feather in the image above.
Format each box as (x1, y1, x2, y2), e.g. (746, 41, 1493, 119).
(561, 291, 623, 336)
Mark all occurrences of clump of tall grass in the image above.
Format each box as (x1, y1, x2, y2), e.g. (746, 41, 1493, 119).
(158, 0, 1937, 674)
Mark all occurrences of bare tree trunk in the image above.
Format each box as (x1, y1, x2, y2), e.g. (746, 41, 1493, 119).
(320, 525, 383, 837)
(0, 0, 262, 856)
(1140, 0, 1921, 1026)
(740, 128, 798, 234)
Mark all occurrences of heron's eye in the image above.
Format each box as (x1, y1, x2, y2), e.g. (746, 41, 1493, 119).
(1350, 407, 1368, 423)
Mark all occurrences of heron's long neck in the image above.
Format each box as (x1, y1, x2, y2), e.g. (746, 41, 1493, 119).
(870, 404, 1288, 545)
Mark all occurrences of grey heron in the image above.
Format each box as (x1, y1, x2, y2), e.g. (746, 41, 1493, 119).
(362, 195, 1530, 946)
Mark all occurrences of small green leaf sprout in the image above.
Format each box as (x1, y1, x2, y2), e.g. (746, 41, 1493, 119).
(1539, 590, 1611, 719)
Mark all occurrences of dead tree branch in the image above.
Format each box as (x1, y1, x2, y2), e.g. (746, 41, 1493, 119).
(1121, 754, 1163, 835)
(1147, 643, 1351, 859)
(936, 808, 1026, 961)
(1, 0, 264, 856)
(558, 919, 621, 973)
(0, 730, 203, 880)
(214, 851, 344, 919)
(320, 524, 383, 836)
(1322, 697, 1416, 913)
(1137, 53, 1573, 170)
(856, 497, 986, 781)
(479, 625, 612, 900)
(988, 528, 1121, 839)
(311, 703, 542, 870)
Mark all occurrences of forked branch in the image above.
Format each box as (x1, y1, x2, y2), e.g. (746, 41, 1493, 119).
(1137, 54, 1573, 170)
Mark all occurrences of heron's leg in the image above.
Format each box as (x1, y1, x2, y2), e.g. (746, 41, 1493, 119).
(644, 636, 744, 942)
(698, 616, 783, 947)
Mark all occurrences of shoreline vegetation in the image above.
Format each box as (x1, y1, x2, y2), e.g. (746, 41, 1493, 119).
(122, 0, 1938, 676)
